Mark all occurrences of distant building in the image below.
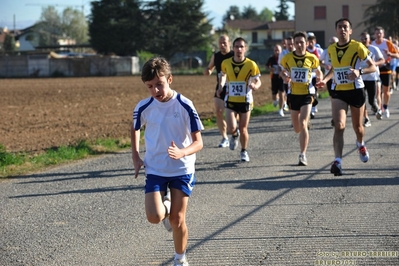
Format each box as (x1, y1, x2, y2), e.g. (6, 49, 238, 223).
(15, 25, 37, 51)
(223, 19, 295, 64)
(292, 0, 377, 48)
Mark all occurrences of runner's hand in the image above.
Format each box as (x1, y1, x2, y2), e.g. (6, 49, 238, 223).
(133, 157, 144, 178)
(168, 141, 185, 160)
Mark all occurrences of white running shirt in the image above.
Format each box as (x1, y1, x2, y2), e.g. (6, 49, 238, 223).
(133, 91, 204, 176)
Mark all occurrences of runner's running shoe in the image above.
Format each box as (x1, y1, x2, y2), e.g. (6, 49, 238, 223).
(229, 129, 240, 150)
(174, 258, 189, 266)
(358, 145, 369, 163)
(376, 109, 383, 120)
(218, 138, 229, 148)
(240, 151, 250, 162)
(330, 160, 343, 176)
(364, 118, 371, 127)
(385, 109, 390, 118)
(298, 154, 308, 166)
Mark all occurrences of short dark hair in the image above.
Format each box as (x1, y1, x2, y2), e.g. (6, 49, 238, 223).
(293, 31, 307, 40)
(335, 18, 352, 29)
(233, 37, 247, 46)
(141, 57, 172, 82)
(360, 32, 370, 38)
(307, 35, 316, 41)
(374, 26, 384, 32)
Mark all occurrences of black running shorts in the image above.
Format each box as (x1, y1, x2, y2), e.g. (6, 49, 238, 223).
(287, 94, 317, 111)
(330, 88, 366, 108)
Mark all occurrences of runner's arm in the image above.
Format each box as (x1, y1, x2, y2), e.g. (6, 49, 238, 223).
(203, 54, 215, 75)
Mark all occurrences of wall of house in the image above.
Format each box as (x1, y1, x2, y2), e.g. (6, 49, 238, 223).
(18, 34, 36, 51)
(294, 0, 376, 47)
(0, 55, 140, 77)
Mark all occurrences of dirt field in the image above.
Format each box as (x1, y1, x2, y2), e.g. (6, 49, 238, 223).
(1, 75, 272, 153)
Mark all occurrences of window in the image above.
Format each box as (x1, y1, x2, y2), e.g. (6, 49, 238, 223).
(252, 32, 258, 43)
(342, 5, 349, 18)
(314, 6, 326, 20)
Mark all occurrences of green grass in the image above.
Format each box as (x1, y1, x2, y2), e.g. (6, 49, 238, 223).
(0, 139, 131, 178)
(0, 102, 280, 178)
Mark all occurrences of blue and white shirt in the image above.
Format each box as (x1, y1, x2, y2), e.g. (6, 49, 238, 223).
(133, 91, 204, 176)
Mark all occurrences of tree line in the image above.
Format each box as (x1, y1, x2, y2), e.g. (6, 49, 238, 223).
(2, 0, 398, 60)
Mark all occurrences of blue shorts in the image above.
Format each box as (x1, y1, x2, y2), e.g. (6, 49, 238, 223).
(145, 173, 196, 196)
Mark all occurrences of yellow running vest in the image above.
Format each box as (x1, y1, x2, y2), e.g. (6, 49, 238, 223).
(221, 57, 260, 103)
(280, 51, 319, 95)
(328, 40, 369, 91)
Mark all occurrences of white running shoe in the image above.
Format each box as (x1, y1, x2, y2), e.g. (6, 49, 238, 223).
(278, 109, 285, 117)
(283, 103, 289, 112)
(240, 151, 250, 162)
(218, 138, 229, 148)
(174, 258, 189, 266)
(376, 109, 383, 120)
(385, 109, 390, 118)
(298, 154, 307, 166)
(162, 189, 172, 232)
(229, 130, 240, 150)
(358, 145, 369, 163)
(364, 118, 371, 127)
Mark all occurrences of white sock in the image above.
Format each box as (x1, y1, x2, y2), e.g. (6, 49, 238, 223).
(356, 140, 365, 148)
(174, 252, 186, 261)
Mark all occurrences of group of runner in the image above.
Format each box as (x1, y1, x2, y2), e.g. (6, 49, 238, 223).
(205, 18, 398, 174)
(130, 18, 398, 266)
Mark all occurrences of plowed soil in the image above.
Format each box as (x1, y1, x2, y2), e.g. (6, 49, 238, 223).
(1, 75, 271, 153)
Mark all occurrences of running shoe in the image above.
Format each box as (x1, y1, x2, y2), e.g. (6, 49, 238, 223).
(376, 109, 383, 120)
(162, 189, 172, 232)
(174, 258, 189, 266)
(358, 145, 369, 163)
(273, 100, 278, 107)
(240, 151, 250, 162)
(371, 104, 378, 114)
(310, 112, 315, 119)
(385, 109, 390, 118)
(298, 154, 307, 166)
(283, 103, 289, 112)
(278, 109, 285, 117)
(229, 129, 240, 150)
(218, 138, 229, 148)
(330, 160, 343, 176)
(364, 118, 371, 127)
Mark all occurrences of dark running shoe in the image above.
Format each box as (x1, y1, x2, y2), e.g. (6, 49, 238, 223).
(330, 160, 343, 176)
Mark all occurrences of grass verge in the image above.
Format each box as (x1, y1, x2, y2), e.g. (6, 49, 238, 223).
(0, 138, 131, 178)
